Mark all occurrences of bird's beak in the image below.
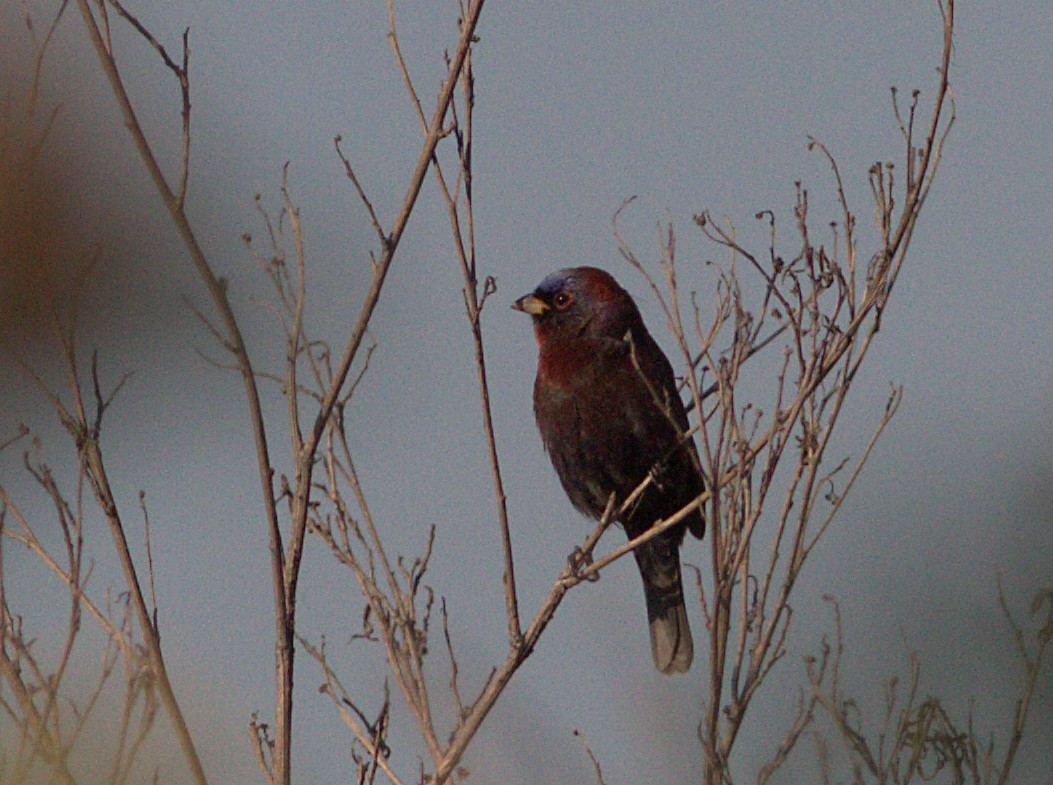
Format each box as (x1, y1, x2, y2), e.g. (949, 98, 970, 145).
(511, 293, 550, 316)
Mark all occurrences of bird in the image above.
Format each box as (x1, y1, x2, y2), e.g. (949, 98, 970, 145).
(513, 266, 705, 674)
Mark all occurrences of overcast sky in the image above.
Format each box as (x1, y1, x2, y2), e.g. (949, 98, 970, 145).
(1, 1, 1051, 783)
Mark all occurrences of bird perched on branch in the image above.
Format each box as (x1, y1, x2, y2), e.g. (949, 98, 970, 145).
(513, 266, 705, 674)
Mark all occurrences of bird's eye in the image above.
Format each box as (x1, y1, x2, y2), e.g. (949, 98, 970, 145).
(553, 292, 574, 309)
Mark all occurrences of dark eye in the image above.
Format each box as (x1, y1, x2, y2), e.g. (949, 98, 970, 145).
(553, 291, 573, 309)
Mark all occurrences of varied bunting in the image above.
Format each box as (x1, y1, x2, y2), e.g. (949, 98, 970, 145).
(513, 267, 705, 674)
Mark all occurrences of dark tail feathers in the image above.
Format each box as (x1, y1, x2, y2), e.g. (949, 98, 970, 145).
(633, 539, 693, 674)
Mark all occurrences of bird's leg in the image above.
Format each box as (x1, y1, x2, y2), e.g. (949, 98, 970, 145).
(569, 495, 617, 582)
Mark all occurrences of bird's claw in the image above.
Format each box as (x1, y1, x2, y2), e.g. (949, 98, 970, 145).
(568, 547, 600, 582)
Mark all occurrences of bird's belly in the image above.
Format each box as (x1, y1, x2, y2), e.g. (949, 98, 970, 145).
(537, 386, 661, 519)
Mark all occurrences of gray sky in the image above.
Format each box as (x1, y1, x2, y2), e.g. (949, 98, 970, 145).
(1, 1, 1051, 783)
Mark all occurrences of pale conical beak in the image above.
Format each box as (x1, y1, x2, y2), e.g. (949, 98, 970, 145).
(511, 293, 550, 315)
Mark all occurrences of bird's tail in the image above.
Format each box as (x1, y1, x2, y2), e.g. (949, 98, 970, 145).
(633, 538, 693, 674)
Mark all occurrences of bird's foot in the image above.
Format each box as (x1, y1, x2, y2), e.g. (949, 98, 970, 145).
(568, 547, 600, 582)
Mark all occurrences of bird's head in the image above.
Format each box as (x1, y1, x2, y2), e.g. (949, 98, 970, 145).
(512, 267, 639, 344)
